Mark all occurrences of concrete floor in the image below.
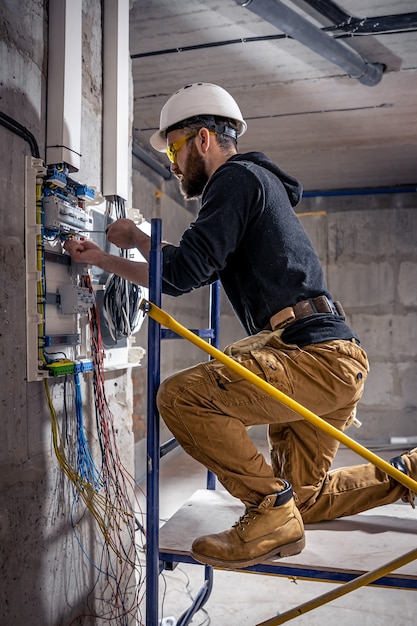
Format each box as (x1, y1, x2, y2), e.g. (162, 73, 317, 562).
(138, 433, 417, 625)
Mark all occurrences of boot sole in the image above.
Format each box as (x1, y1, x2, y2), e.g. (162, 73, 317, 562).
(191, 535, 305, 570)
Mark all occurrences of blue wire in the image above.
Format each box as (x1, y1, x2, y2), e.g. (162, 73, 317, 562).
(74, 372, 102, 490)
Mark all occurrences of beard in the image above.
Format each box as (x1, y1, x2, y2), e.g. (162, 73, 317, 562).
(179, 141, 209, 200)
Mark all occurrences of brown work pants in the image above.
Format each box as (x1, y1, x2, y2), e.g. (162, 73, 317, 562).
(157, 337, 408, 523)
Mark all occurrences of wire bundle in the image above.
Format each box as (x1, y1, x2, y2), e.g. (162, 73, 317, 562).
(45, 378, 117, 549)
(81, 272, 146, 623)
(73, 371, 102, 489)
(43, 270, 146, 624)
(103, 270, 143, 341)
(103, 196, 143, 341)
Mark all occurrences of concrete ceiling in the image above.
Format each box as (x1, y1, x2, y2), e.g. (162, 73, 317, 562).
(130, 0, 417, 193)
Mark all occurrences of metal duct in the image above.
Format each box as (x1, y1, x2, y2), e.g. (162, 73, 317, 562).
(235, 0, 385, 86)
(132, 143, 172, 180)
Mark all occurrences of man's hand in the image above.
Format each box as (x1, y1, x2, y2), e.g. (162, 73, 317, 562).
(63, 235, 149, 287)
(63, 238, 106, 267)
(106, 218, 146, 250)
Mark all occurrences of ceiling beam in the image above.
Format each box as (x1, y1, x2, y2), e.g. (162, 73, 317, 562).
(235, 0, 385, 86)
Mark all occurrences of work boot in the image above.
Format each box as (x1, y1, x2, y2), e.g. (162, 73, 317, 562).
(191, 481, 305, 569)
(389, 447, 417, 508)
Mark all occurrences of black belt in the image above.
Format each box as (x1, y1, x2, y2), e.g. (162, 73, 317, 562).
(269, 296, 345, 331)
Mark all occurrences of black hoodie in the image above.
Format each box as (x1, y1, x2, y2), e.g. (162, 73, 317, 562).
(162, 151, 357, 345)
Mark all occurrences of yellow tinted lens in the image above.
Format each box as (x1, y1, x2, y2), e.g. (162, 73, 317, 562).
(166, 131, 197, 163)
(166, 140, 180, 163)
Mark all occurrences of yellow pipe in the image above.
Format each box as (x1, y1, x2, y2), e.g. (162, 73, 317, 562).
(256, 547, 417, 625)
(140, 299, 417, 494)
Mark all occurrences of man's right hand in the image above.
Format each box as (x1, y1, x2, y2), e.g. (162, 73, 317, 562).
(63, 238, 106, 267)
(63, 235, 149, 287)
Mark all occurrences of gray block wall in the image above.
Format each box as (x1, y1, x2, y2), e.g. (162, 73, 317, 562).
(301, 193, 417, 442)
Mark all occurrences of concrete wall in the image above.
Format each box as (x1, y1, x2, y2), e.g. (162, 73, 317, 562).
(0, 2, 136, 624)
(300, 193, 417, 443)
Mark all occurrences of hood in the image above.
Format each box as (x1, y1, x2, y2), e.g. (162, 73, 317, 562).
(230, 152, 303, 207)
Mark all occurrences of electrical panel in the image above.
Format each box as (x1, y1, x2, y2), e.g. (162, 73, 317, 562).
(25, 156, 147, 382)
(42, 194, 94, 233)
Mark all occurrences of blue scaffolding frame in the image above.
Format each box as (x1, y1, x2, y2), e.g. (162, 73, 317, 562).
(144, 218, 417, 626)
(145, 218, 219, 625)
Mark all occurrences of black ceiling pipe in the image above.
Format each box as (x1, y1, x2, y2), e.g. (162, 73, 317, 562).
(235, 0, 385, 86)
(303, 0, 417, 35)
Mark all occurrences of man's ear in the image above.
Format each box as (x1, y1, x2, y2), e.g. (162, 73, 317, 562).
(197, 127, 212, 154)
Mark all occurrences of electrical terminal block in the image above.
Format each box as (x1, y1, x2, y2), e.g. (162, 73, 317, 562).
(74, 359, 94, 373)
(46, 167, 67, 188)
(44, 333, 80, 346)
(76, 185, 95, 202)
(46, 359, 75, 377)
(88, 187, 105, 206)
(59, 285, 95, 315)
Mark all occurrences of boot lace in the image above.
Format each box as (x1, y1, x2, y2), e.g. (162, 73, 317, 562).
(233, 508, 258, 532)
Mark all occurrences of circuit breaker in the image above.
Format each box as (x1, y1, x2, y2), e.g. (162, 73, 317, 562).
(25, 156, 147, 382)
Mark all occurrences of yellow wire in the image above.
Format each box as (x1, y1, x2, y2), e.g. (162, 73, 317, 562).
(141, 299, 417, 494)
(38, 187, 133, 563)
(44, 378, 129, 558)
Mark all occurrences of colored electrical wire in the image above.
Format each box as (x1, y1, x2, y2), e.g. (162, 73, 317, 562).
(103, 270, 143, 340)
(39, 182, 146, 622)
(45, 378, 117, 548)
(45, 368, 145, 624)
(82, 272, 146, 621)
(102, 196, 143, 341)
(73, 371, 102, 488)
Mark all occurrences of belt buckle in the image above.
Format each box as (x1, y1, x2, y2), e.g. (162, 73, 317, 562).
(270, 306, 296, 331)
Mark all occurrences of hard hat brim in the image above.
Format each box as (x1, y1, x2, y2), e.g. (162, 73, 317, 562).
(150, 129, 168, 153)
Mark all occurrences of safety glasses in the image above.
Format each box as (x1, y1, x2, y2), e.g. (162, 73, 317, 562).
(166, 130, 198, 164)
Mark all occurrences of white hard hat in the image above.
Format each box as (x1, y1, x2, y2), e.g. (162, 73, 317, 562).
(150, 82, 247, 152)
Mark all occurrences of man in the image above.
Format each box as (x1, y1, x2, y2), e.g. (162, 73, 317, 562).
(65, 83, 416, 569)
